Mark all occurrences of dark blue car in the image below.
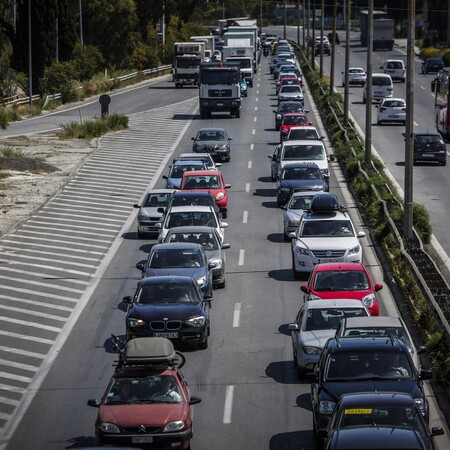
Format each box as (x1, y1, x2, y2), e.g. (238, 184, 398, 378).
(421, 58, 444, 74)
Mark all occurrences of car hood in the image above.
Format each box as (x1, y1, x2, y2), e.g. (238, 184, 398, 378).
(193, 141, 228, 148)
(313, 291, 371, 301)
(144, 267, 206, 279)
(300, 330, 336, 347)
(280, 160, 328, 171)
(279, 92, 304, 99)
(99, 403, 189, 427)
(140, 207, 163, 218)
(128, 303, 205, 320)
(285, 209, 304, 221)
(278, 180, 326, 190)
(296, 237, 358, 249)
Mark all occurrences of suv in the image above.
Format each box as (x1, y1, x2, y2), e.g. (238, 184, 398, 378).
(289, 193, 366, 278)
(308, 336, 433, 444)
(87, 337, 201, 447)
(363, 73, 394, 103)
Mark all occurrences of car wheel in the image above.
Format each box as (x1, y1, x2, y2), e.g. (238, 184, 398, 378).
(217, 279, 226, 289)
(363, 95, 366, 104)
(198, 335, 208, 350)
(284, 232, 290, 242)
(222, 211, 227, 219)
(137, 229, 142, 239)
(95, 435, 104, 447)
(442, 159, 447, 166)
(377, 120, 381, 125)
(226, 155, 231, 162)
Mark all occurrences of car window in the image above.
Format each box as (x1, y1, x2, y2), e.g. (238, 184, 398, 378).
(301, 220, 354, 237)
(168, 231, 219, 250)
(166, 212, 217, 228)
(282, 166, 321, 180)
(314, 270, 369, 291)
(135, 283, 198, 304)
(289, 195, 314, 210)
(288, 129, 319, 140)
(142, 192, 172, 207)
(282, 145, 324, 160)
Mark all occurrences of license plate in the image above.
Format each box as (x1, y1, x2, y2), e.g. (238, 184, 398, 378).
(217, 102, 224, 106)
(374, 91, 383, 95)
(153, 332, 178, 338)
(132, 437, 153, 444)
(422, 153, 433, 158)
(388, 115, 399, 118)
(318, 258, 338, 263)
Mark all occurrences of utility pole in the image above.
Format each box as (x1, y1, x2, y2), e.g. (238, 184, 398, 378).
(311, 0, 315, 68)
(79, 0, 83, 45)
(329, 0, 337, 94)
(404, 0, 415, 239)
(284, 0, 287, 39)
(320, 0, 324, 78)
(260, 0, 263, 37)
(56, 17, 59, 61)
(343, 0, 351, 126)
(27, 0, 32, 106)
(302, 0, 306, 46)
(364, 0, 373, 166)
(297, 0, 300, 45)
(306, 0, 311, 58)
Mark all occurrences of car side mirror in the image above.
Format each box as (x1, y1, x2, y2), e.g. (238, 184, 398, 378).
(189, 396, 202, 405)
(154, 222, 162, 229)
(328, 154, 335, 162)
(203, 294, 213, 301)
(300, 285, 308, 293)
(215, 162, 222, 168)
(87, 399, 100, 408)
(208, 261, 217, 270)
(419, 369, 433, 380)
(417, 345, 427, 355)
(191, 137, 195, 140)
(222, 243, 231, 249)
(306, 372, 317, 382)
(133, 204, 140, 209)
(136, 262, 145, 272)
(220, 222, 229, 228)
(288, 323, 299, 331)
(288, 232, 296, 239)
(229, 137, 233, 140)
(374, 283, 383, 291)
(224, 184, 231, 189)
(122, 296, 132, 304)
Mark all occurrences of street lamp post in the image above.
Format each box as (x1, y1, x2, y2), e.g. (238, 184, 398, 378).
(27, 0, 32, 106)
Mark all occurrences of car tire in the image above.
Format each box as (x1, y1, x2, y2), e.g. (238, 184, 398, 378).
(442, 160, 447, 166)
(222, 211, 227, 219)
(217, 279, 226, 289)
(284, 232, 290, 242)
(137, 229, 142, 239)
(377, 120, 381, 125)
(363, 95, 366, 104)
(235, 108, 241, 118)
(198, 335, 208, 350)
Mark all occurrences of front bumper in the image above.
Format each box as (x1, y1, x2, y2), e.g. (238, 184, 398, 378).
(200, 98, 241, 111)
(138, 222, 161, 235)
(293, 250, 363, 273)
(127, 325, 208, 346)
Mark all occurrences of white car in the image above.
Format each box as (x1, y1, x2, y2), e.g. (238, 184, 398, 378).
(289, 193, 366, 277)
(157, 205, 228, 243)
(376, 98, 406, 125)
(381, 59, 406, 82)
(341, 67, 366, 87)
(285, 126, 323, 141)
(281, 191, 317, 239)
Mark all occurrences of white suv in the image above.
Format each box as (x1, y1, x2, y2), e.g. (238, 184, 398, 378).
(289, 193, 366, 278)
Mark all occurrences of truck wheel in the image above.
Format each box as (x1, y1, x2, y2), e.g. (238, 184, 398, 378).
(200, 109, 206, 119)
(235, 109, 241, 118)
(175, 83, 179, 88)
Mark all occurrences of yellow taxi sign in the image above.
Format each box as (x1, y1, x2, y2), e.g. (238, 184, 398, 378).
(344, 408, 372, 414)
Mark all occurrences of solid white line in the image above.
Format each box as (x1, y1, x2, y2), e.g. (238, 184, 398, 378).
(248, 161, 252, 169)
(420, 85, 425, 90)
(238, 249, 245, 266)
(233, 303, 241, 327)
(245, 183, 250, 192)
(250, 144, 254, 151)
(223, 385, 234, 424)
(243, 211, 248, 223)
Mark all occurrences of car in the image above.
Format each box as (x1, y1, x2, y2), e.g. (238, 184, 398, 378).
(136, 242, 215, 296)
(300, 262, 383, 316)
(191, 127, 232, 162)
(133, 189, 175, 238)
(276, 163, 328, 206)
(176, 152, 219, 171)
(279, 113, 312, 141)
(268, 139, 332, 180)
(163, 190, 225, 220)
(212, 49, 222, 61)
(289, 193, 366, 277)
(285, 125, 324, 141)
(273, 101, 305, 130)
(287, 299, 370, 379)
(421, 57, 444, 74)
(321, 392, 444, 450)
(276, 64, 302, 80)
(335, 315, 426, 369)
(363, 73, 394, 103)
(156, 205, 228, 243)
(376, 97, 406, 125)
(87, 337, 202, 448)
(411, 131, 447, 166)
(278, 84, 304, 104)
(308, 336, 433, 442)
(162, 160, 207, 189)
(276, 76, 303, 94)
(240, 76, 248, 96)
(281, 191, 317, 239)
(122, 276, 212, 348)
(381, 59, 406, 82)
(179, 169, 231, 210)
(164, 226, 230, 289)
(314, 42, 331, 56)
(341, 67, 366, 87)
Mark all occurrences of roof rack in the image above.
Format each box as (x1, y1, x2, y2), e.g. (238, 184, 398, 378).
(307, 193, 347, 214)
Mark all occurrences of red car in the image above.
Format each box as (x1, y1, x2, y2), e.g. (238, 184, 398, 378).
(276, 76, 303, 94)
(300, 262, 383, 316)
(180, 170, 231, 210)
(88, 337, 201, 449)
(280, 112, 312, 142)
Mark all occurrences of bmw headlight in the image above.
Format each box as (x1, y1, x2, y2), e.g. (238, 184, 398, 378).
(280, 187, 291, 192)
(127, 317, 145, 327)
(362, 293, 376, 307)
(276, 114, 282, 119)
(319, 400, 336, 415)
(196, 275, 207, 286)
(186, 315, 206, 327)
(296, 247, 310, 256)
(100, 423, 120, 433)
(288, 219, 300, 227)
(303, 346, 321, 354)
(348, 244, 361, 255)
(216, 192, 225, 200)
(210, 258, 223, 269)
(163, 421, 185, 432)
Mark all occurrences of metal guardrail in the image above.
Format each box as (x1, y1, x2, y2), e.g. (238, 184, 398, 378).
(3, 64, 172, 106)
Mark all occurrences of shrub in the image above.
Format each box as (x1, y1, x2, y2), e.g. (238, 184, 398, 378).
(41, 60, 78, 95)
(71, 43, 105, 82)
(419, 47, 442, 60)
(440, 49, 450, 66)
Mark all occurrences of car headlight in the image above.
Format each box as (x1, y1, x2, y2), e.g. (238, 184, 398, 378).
(348, 244, 361, 255)
(280, 187, 291, 192)
(138, 211, 149, 220)
(296, 247, 310, 256)
(100, 423, 120, 433)
(414, 398, 426, 415)
(196, 275, 207, 286)
(127, 317, 145, 327)
(186, 315, 206, 327)
(288, 219, 300, 227)
(309, 294, 322, 300)
(276, 114, 282, 119)
(362, 293, 376, 307)
(303, 346, 321, 354)
(319, 400, 336, 415)
(163, 420, 185, 432)
(216, 192, 225, 200)
(210, 258, 223, 269)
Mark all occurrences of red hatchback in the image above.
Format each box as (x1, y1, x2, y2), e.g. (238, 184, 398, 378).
(276, 76, 303, 94)
(180, 170, 231, 210)
(300, 262, 383, 316)
(280, 112, 312, 142)
(88, 337, 201, 449)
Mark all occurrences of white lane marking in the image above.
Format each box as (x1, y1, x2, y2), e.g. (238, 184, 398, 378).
(233, 303, 241, 327)
(252, 129, 256, 135)
(414, 121, 419, 126)
(254, 106, 258, 111)
(245, 183, 251, 192)
(248, 161, 252, 169)
(256, 90, 259, 94)
(250, 144, 254, 151)
(223, 385, 234, 424)
(238, 249, 245, 265)
(254, 116, 257, 122)
(255, 97, 258, 102)
(243, 211, 248, 223)
(257, 83, 260, 88)
(420, 85, 425, 90)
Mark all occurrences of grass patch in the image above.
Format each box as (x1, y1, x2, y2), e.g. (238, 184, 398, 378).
(57, 113, 128, 139)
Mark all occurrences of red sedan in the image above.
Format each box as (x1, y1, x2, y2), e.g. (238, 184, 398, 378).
(280, 112, 312, 142)
(276, 76, 303, 94)
(299, 262, 383, 316)
(180, 169, 231, 210)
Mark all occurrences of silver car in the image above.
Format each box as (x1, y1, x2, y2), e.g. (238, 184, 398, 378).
(288, 299, 370, 379)
(164, 226, 230, 289)
(278, 84, 304, 104)
(281, 191, 317, 239)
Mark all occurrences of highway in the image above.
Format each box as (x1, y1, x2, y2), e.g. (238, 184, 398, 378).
(0, 27, 449, 450)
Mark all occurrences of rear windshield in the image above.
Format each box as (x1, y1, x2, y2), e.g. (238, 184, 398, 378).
(373, 76, 392, 86)
(282, 144, 325, 160)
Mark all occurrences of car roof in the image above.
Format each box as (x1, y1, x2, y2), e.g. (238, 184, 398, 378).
(139, 275, 197, 286)
(167, 205, 214, 213)
(172, 190, 214, 198)
(314, 262, 366, 272)
(166, 226, 218, 234)
(151, 242, 203, 251)
(144, 189, 176, 195)
(182, 170, 220, 176)
(306, 299, 367, 309)
(330, 336, 409, 352)
(282, 140, 324, 147)
(173, 160, 205, 165)
(342, 316, 403, 328)
(282, 162, 320, 170)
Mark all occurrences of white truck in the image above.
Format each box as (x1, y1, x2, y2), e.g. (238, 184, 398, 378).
(172, 42, 205, 88)
(190, 35, 215, 62)
(227, 25, 260, 65)
(222, 45, 254, 87)
(224, 31, 258, 74)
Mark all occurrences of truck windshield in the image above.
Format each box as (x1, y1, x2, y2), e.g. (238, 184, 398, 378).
(177, 58, 201, 68)
(229, 58, 252, 69)
(201, 71, 240, 84)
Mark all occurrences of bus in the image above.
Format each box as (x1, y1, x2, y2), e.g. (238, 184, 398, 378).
(432, 68, 450, 139)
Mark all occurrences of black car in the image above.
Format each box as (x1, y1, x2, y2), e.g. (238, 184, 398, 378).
(315, 42, 331, 56)
(411, 131, 447, 166)
(320, 392, 444, 450)
(276, 163, 328, 205)
(308, 336, 433, 446)
(273, 101, 305, 131)
(191, 127, 232, 162)
(136, 242, 215, 296)
(163, 190, 225, 219)
(421, 58, 444, 74)
(123, 276, 212, 348)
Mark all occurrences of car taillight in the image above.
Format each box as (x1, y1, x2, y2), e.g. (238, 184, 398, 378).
(402, 108, 406, 112)
(379, 107, 386, 112)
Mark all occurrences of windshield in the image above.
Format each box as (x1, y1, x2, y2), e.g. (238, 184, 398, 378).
(228, 58, 252, 68)
(342, 327, 413, 352)
(183, 175, 221, 189)
(142, 192, 172, 207)
(303, 307, 368, 331)
(288, 194, 315, 210)
(169, 164, 203, 178)
(324, 350, 414, 381)
(288, 129, 319, 140)
(168, 231, 219, 250)
(280, 85, 301, 93)
(282, 166, 322, 180)
(300, 220, 355, 237)
(166, 211, 218, 228)
(196, 130, 226, 141)
(314, 270, 370, 291)
(176, 58, 201, 68)
(283, 115, 307, 126)
(149, 248, 202, 269)
(201, 70, 240, 84)
(135, 282, 199, 304)
(282, 144, 324, 160)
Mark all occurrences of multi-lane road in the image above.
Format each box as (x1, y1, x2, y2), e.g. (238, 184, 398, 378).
(0, 26, 449, 450)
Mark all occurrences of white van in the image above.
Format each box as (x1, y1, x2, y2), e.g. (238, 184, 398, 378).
(381, 59, 406, 82)
(363, 73, 394, 103)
